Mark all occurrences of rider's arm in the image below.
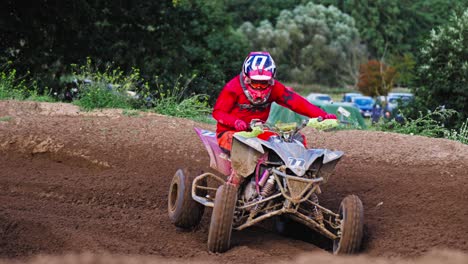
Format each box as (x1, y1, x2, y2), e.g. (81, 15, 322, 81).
(212, 86, 239, 128)
(274, 85, 328, 118)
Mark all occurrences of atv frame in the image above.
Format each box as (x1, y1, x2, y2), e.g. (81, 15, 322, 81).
(168, 122, 364, 254)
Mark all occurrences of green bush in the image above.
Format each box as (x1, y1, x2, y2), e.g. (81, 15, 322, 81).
(70, 60, 213, 121)
(1, 64, 55, 102)
(26, 91, 56, 102)
(70, 58, 144, 93)
(152, 75, 212, 121)
(445, 119, 468, 144)
(411, 10, 468, 129)
(0, 67, 28, 100)
(74, 83, 133, 111)
(375, 107, 460, 139)
(70, 58, 143, 110)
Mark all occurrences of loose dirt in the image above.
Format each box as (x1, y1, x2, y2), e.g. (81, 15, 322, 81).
(0, 101, 467, 264)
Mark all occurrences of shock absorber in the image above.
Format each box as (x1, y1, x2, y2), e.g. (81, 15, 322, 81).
(260, 175, 275, 197)
(250, 175, 276, 217)
(310, 193, 324, 226)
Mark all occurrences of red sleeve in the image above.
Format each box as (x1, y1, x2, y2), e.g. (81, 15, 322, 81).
(274, 84, 327, 118)
(212, 84, 239, 128)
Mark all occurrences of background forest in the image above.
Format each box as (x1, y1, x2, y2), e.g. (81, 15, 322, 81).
(0, 0, 467, 130)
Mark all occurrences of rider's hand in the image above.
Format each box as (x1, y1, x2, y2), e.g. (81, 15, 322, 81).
(234, 119, 248, 131)
(323, 113, 337, 120)
(308, 118, 339, 129)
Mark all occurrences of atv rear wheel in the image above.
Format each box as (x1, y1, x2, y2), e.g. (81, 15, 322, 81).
(207, 183, 237, 253)
(168, 168, 205, 229)
(333, 195, 364, 254)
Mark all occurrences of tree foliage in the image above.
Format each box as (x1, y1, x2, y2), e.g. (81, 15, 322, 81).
(357, 60, 397, 97)
(314, 0, 466, 58)
(238, 2, 365, 86)
(388, 53, 416, 87)
(225, 0, 307, 26)
(411, 9, 468, 128)
(0, 0, 248, 101)
(1, 0, 466, 108)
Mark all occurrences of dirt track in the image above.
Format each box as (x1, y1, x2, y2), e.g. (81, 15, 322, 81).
(0, 101, 467, 264)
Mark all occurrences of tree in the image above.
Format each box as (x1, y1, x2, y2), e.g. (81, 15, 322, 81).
(315, 0, 466, 58)
(314, 0, 407, 58)
(0, 0, 248, 102)
(357, 60, 397, 97)
(238, 2, 365, 86)
(411, 10, 468, 128)
(225, 0, 307, 26)
(389, 53, 416, 87)
(400, 0, 467, 55)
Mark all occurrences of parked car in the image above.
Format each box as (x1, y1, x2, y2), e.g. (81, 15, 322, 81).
(306, 93, 333, 103)
(351, 96, 375, 117)
(342, 92, 363, 103)
(386, 92, 414, 111)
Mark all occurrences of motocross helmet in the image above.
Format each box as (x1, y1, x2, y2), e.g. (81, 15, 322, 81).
(241, 51, 276, 105)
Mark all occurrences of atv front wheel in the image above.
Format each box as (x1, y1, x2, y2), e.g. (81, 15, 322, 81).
(333, 194, 364, 254)
(168, 169, 205, 229)
(207, 183, 237, 253)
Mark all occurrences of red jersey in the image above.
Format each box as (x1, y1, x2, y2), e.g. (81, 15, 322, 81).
(212, 75, 327, 134)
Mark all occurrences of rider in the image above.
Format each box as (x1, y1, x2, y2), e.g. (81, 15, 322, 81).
(212, 51, 337, 187)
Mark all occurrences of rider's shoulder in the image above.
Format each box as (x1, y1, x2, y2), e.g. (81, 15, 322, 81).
(223, 75, 243, 93)
(270, 80, 290, 96)
(270, 80, 288, 90)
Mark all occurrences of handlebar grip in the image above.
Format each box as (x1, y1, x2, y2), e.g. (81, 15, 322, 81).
(307, 118, 339, 130)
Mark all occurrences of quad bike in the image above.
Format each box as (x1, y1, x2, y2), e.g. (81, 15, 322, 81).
(168, 118, 364, 254)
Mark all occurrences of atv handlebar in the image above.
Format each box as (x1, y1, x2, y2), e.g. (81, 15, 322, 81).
(307, 118, 339, 130)
(236, 118, 339, 140)
(249, 118, 339, 132)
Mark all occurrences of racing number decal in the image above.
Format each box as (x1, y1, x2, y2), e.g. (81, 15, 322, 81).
(288, 157, 305, 170)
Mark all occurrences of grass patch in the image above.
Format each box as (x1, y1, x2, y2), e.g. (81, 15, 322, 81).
(0, 116, 13, 122)
(189, 114, 217, 124)
(122, 109, 140, 117)
(69, 58, 143, 111)
(444, 119, 468, 144)
(26, 88, 56, 102)
(3, 60, 212, 122)
(1, 63, 55, 102)
(0, 67, 28, 100)
(74, 83, 133, 111)
(151, 75, 212, 121)
(153, 94, 211, 119)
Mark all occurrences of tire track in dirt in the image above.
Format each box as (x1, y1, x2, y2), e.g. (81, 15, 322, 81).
(0, 101, 467, 263)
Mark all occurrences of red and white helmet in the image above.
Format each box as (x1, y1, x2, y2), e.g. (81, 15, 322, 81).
(241, 51, 276, 105)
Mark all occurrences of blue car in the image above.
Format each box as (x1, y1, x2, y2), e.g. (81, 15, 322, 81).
(342, 92, 363, 103)
(352, 96, 375, 117)
(387, 93, 414, 112)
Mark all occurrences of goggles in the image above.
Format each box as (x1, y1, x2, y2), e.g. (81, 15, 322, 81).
(248, 79, 271, 90)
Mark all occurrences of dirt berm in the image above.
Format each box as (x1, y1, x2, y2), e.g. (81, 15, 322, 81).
(0, 101, 467, 264)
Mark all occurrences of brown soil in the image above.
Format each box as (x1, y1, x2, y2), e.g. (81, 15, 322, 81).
(1, 100, 467, 264)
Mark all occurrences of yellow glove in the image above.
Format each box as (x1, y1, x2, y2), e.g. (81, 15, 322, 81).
(307, 118, 339, 130)
(235, 126, 263, 138)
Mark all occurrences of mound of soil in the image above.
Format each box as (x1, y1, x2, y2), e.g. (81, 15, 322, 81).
(0, 101, 467, 263)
